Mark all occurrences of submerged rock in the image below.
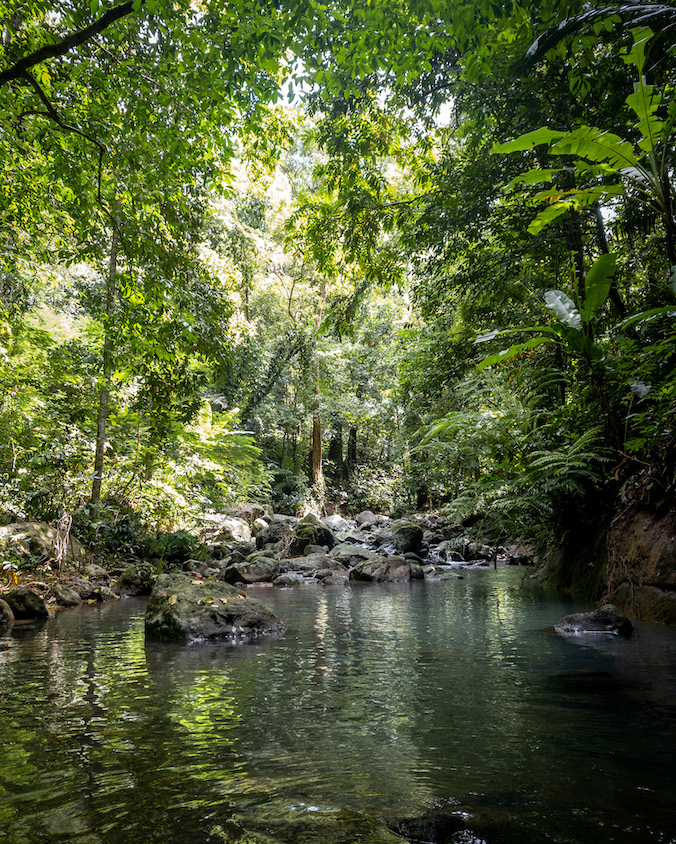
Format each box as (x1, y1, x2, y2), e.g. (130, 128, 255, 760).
(4, 587, 49, 620)
(145, 573, 284, 643)
(555, 604, 633, 636)
(383, 810, 464, 843)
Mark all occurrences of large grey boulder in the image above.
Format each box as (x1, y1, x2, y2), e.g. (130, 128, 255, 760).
(4, 587, 49, 619)
(210, 516, 252, 544)
(0, 598, 14, 632)
(255, 518, 296, 549)
(0, 521, 89, 567)
(356, 510, 378, 526)
(322, 514, 351, 532)
(225, 552, 280, 583)
(349, 555, 415, 583)
(145, 573, 283, 643)
(555, 604, 633, 636)
(378, 520, 424, 554)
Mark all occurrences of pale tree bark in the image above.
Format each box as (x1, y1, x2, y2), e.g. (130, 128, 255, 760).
(91, 207, 120, 505)
(309, 278, 327, 488)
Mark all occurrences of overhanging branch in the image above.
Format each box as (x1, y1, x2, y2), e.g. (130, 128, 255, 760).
(0, 0, 141, 88)
(19, 71, 108, 205)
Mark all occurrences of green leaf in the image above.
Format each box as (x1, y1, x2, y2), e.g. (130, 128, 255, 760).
(527, 203, 571, 235)
(549, 125, 639, 171)
(492, 128, 566, 155)
(544, 290, 581, 329)
(475, 336, 555, 372)
(580, 252, 616, 323)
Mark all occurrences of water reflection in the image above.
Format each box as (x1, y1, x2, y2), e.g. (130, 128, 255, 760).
(0, 572, 675, 843)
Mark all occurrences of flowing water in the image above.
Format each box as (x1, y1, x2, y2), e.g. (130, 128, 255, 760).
(1, 568, 676, 844)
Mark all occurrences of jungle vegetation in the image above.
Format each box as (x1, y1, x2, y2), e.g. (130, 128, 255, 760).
(1, 0, 675, 555)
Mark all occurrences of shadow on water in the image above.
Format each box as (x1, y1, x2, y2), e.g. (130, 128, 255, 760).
(1, 572, 675, 843)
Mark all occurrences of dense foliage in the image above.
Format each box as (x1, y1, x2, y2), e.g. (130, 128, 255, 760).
(1, 0, 675, 551)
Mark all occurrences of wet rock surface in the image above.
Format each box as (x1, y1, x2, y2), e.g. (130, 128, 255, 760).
(555, 604, 633, 636)
(145, 572, 284, 643)
(4, 587, 49, 619)
(0, 598, 15, 631)
(383, 810, 465, 843)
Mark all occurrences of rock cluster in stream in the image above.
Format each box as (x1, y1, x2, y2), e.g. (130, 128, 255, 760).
(170, 507, 535, 591)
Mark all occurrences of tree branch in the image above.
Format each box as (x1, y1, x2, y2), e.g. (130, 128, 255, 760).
(0, 0, 140, 88)
(19, 71, 108, 206)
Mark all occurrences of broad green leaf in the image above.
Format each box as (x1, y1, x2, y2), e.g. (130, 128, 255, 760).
(492, 128, 565, 155)
(580, 252, 616, 323)
(528, 203, 571, 235)
(544, 290, 581, 329)
(619, 306, 676, 330)
(549, 125, 638, 171)
(622, 27, 654, 77)
(476, 336, 555, 372)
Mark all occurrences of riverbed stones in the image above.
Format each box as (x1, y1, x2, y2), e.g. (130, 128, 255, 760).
(555, 604, 633, 636)
(145, 572, 284, 643)
(0, 598, 14, 631)
(4, 587, 49, 619)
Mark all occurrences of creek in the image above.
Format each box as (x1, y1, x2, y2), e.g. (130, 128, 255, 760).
(1, 567, 675, 844)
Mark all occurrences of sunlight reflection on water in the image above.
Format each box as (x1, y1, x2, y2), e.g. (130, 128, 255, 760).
(1, 571, 675, 843)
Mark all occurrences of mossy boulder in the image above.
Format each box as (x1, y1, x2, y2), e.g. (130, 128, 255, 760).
(0, 598, 14, 631)
(4, 587, 49, 619)
(380, 520, 424, 554)
(51, 583, 82, 607)
(112, 563, 158, 597)
(288, 516, 336, 556)
(145, 573, 284, 643)
(0, 521, 89, 566)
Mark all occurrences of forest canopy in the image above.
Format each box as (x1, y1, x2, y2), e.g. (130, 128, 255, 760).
(1, 0, 675, 554)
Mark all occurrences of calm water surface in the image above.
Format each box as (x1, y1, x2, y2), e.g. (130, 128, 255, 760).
(1, 568, 675, 844)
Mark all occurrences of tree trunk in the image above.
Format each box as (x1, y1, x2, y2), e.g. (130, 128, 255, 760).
(91, 207, 120, 506)
(309, 277, 327, 487)
(310, 414, 323, 485)
(347, 425, 357, 472)
(327, 420, 344, 483)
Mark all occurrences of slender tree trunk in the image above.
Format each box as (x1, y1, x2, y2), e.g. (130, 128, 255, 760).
(91, 207, 120, 505)
(347, 425, 357, 472)
(309, 278, 327, 487)
(328, 420, 344, 482)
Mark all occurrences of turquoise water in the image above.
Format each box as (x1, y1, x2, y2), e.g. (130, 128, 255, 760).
(1, 568, 675, 843)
